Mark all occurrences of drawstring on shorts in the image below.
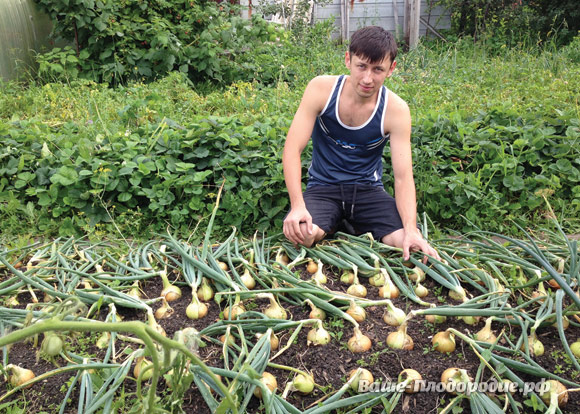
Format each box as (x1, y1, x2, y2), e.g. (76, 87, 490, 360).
(340, 184, 358, 221)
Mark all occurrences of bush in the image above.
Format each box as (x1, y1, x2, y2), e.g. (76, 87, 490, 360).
(34, 0, 286, 85)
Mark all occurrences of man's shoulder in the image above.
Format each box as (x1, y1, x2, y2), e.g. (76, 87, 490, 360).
(303, 76, 340, 111)
(386, 89, 409, 112)
(384, 89, 411, 135)
(306, 75, 340, 93)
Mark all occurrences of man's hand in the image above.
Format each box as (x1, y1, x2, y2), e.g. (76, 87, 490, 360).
(402, 229, 440, 264)
(283, 206, 313, 246)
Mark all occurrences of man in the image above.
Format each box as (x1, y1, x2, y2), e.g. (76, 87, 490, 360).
(282, 26, 439, 262)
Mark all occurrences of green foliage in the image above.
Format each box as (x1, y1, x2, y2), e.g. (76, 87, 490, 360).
(408, 107, 580, 233)
(0, 111, 291, 239)
(434, 0, 580, 47)
(1, 31, 579, 240)
(33, 0, 286, 85)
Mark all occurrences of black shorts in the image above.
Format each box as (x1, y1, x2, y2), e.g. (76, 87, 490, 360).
(302, 184, 404, 241)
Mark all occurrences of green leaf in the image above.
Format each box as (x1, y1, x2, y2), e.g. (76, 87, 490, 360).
(50, 166, 79, 186)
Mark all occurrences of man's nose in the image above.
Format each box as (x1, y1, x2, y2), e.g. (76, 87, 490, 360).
(362, 69, 372, 83)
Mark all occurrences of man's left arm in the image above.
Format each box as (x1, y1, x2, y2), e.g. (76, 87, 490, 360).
(387, 94, 439, 262)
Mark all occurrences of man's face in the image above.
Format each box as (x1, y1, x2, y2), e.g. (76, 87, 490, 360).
(345, 52, 396, 98)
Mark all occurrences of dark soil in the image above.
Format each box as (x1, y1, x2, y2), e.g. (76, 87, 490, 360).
(2, 266, 579, 413)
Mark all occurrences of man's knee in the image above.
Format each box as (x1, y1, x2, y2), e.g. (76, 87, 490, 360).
(381, 228, 405, 248)
(299, 223, 325, 247)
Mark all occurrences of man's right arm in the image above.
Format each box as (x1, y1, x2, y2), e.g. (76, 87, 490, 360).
(282, 77, 329, 245)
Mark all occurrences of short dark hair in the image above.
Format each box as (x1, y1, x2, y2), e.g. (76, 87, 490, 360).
(349, 26, 397, 64)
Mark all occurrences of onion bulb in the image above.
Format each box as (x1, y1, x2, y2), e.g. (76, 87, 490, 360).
(347, 283, 367, 298)
(398, 369, 423, 393)
(220, 334, 235, 347)
(475, 318, 496, 344)
(306, 259, 318, 274)
(6, 364, 35, 388)
(340, 271, 355, 285)
(240, 267, 256, 290)
(369, 272, 385, 287)
(570, 339, 580, 358)
(223, 297, 245, 320)
(432, 330, 455, 353)
(198, 278, 214, 301)
(155, 298, 174, 320)
(348, 368, 374, 391)
(348, 327, 372, 353)
(425, 314, 447, 324)
(306, 299, 326, 320)
(520, 332, 544, 357)
(383, 303, 406, 327)
(263, 293, 287, 319)
(256, 332, 280, 351)
(159, 270, 182, 302)
(96, 331, 111, 349)
(551, 315, 569, 330)
(377, 270, 400, 299)
(133, 356, 153, 381)
(540, 380, 568, 407)
(448, 286, 468, 302)
(311, 260, 327, 284)
(346, 300, 366, 322)
(307, 321, 331, 346)
(414, 283, 429, 298)
(217, 261, 229, 272)
(460, 315, 481, 326)
(441, 368, 472, 394)
(41, 332, 64, 357)
(186, 300, 208, 320)
(147, 310, 166, 337)
(293, 373, 315, 394)
(127, 281, 142, 300)
(275, 248, 290, 267)
(386, 323, 413, 350)
(409, 267, 425, 283)
(253, 372, 277, 398)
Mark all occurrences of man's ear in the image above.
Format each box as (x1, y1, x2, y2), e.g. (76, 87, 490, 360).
(387, 60, 397, 77)
(345, 51, 351, 68)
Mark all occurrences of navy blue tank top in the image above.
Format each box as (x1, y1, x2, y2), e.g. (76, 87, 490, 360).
(307, 75, 389, 187)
